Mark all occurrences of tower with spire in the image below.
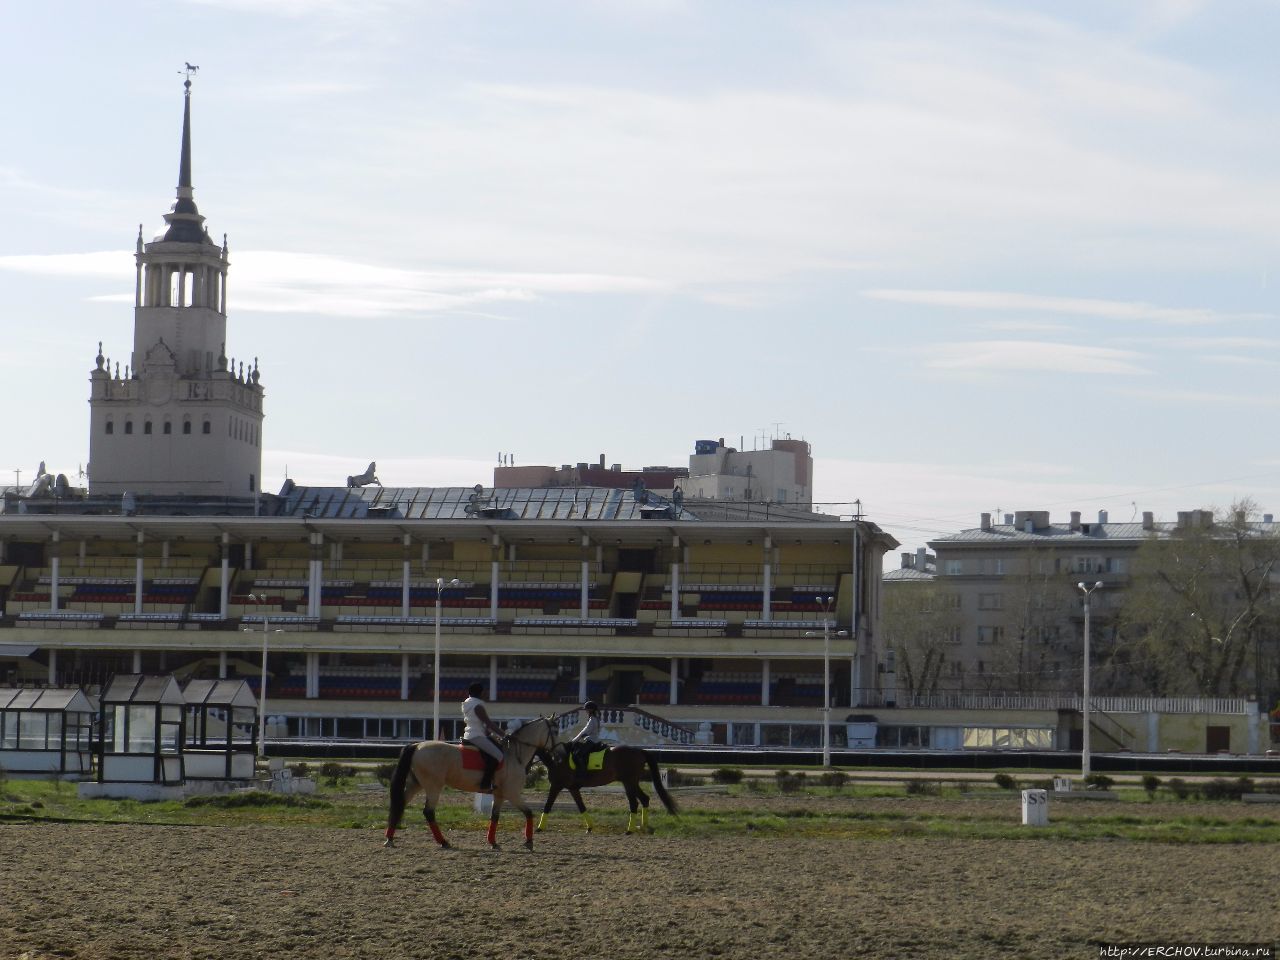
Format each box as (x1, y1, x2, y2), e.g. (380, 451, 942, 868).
(88, 73, 264, 498)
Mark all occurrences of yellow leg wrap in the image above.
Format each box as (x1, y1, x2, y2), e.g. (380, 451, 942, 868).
(641, 806, 650, 830)
(536, 812, 548, 831)
(581, 812, 593, 832)
(626, 812, 636, 833)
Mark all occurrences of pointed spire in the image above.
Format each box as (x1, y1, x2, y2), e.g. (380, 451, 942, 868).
(178, 77, 194, 195)
(161, 72, 212, 244)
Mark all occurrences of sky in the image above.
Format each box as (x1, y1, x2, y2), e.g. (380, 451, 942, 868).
(2, 0, 1279, 561)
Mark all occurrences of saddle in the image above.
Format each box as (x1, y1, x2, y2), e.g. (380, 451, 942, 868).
(458, 743, 505, 773)
(567, 744, 607, 774)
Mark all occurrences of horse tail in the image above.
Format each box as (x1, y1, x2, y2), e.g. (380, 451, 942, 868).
(387, 742, 416, 829)
(646, 751, 678, 815)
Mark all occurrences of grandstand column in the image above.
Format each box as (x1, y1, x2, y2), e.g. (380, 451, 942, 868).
(490, 534, 501, 620)
(219, 532, 230, 618)
(489, 656, 498, 701)
(47, 649, 57, 685)
(580, 535, 590, 618)
(762, 536, 772, 622)
(161, 539, 170, 569)
(670, 535, 680, 620)
(306, 652, 319, 698)
(245, 540, 253, 569)
(50, 531, 60, 613)
(400, 653, 410, 700)
(218, 650, 227, 679)
(762, 659, 770, 706)
(134, 531, 145, 615)
(401, 533, 411, 619)
(132, 650, 142, 672)
(578, 656, 588, 702)
(309, 532, 323, 618)
(79, 539, 86, 564)
(669, 658, 678, 704)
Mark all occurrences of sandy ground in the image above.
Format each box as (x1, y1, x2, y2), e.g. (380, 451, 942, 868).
(2, 793, 1278, 960)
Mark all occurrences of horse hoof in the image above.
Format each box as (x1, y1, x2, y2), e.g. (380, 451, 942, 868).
(383, 838, 395, 848)
(490, 843, 501, 851)
(524, 840, 534, 851)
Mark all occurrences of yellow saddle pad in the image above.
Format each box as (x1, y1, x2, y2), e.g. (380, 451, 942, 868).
(568, 748, 606, 772)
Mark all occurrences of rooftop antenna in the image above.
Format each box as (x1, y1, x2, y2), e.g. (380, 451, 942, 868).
(1130, 501, 1138, 521)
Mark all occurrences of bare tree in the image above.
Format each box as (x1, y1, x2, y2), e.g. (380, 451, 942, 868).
(1117, 500, 1280, 699)
(882, 581, 964, 696)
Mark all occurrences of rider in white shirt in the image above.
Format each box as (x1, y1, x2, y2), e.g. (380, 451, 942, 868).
(568, 701, 601, 779)
(462, 682, 505, 790)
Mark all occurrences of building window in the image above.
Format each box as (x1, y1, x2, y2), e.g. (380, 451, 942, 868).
(124, 421, 133, 435)
(947, 594, 962, 610)
(105, 421, 114, 435)
(143, 421, 152, 435)
(1073, 556, 1104, 574)
(183, 420, 192, 435)
(980, 558, 1006, 575)
(163, 421, 172, 435)
(202, 420, 211, 435)
(945, 560, 963, 576)
(978, 593, 1003, 611)
(977, 625, 1004, 644)
(1106, 557, 1127, 574)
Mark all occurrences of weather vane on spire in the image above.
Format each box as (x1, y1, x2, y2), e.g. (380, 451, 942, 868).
(181, 62, 199, 88)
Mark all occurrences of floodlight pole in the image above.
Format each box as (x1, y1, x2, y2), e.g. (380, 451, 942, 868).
(807, 598, 846, 769)
(247, 593, 270, 760)
(1077, 581, 1103, 777)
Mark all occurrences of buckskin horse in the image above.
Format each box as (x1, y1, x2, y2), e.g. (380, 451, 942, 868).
(384, 715, 557, 850)
(534, 742, 678, 834)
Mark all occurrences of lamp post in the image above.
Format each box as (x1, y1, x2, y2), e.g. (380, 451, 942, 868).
(1077, 581, 1103, 777)
(245, 592, 279, 761)
(806, 597, 849, 769)
(433, 577, 461, 740)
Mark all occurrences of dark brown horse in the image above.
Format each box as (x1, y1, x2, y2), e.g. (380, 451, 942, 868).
(534, 742, 677, 833)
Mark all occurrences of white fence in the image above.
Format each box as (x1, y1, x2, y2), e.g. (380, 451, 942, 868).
(862, 692, 1251, 715)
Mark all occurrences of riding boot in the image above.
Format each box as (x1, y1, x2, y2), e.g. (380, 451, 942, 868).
(479, 753, 497, 792)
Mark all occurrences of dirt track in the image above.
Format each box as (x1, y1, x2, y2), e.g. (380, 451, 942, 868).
(2, 794, 1278, 960)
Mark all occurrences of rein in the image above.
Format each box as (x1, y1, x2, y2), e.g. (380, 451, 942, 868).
(503, 716, 557, 773)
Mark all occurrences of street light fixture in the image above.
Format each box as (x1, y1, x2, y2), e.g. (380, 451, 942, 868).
(433, 577, 461, 740)
(806, 596, 849, 769)
(244, 593, 281, 761)
(1076, 581, 1103, 777)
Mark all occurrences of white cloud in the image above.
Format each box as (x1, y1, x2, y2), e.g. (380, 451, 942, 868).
(862, 289, 1255, 324)
(0, 250, 662, 318)
(926, 340, 1149, 375)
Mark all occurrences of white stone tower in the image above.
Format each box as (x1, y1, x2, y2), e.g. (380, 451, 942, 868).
(88, 74, 264, 497)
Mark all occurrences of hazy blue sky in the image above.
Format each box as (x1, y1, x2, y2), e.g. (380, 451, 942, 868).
(2, 0, 1278, 556)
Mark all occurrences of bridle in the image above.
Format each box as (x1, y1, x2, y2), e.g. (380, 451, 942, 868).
(505, 715, 558, 772)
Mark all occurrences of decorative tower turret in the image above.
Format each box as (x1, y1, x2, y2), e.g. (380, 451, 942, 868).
(89, 72, 264, 497)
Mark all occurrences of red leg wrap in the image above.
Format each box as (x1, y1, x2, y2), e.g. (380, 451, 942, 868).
(524, 815, 534, 843)
(429, 821, 447, 846)
(487, 820, 498, 846)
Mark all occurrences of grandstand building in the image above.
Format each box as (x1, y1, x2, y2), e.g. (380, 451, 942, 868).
(0, 79, 898, 751)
